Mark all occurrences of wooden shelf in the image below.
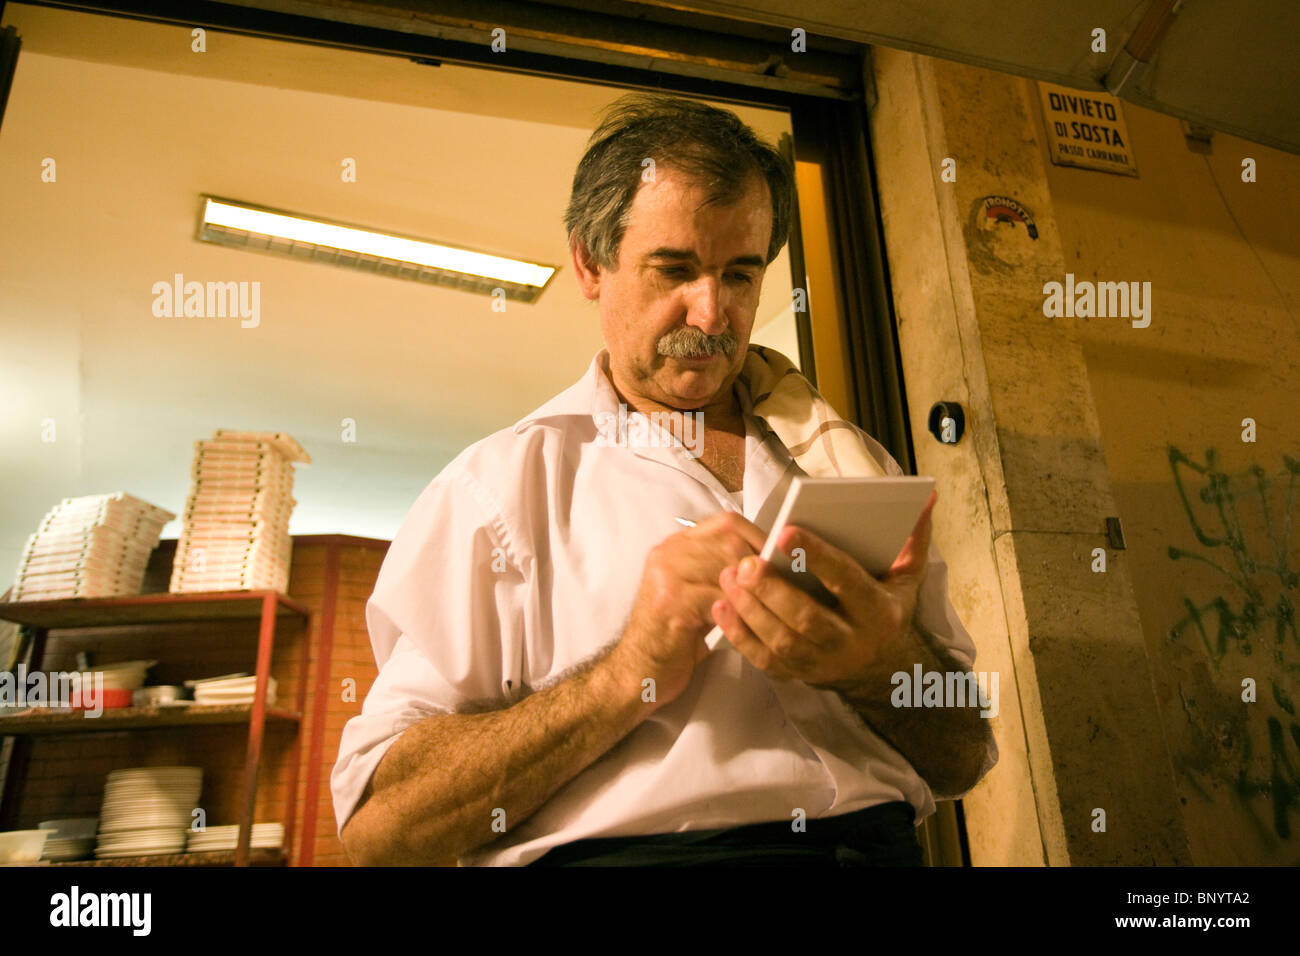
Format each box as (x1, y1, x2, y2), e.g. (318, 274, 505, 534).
(0, 590, 309, 629)
(0, 703, 301, 735)
(0, 537, 349, 867)
(46, 848, 286, 867)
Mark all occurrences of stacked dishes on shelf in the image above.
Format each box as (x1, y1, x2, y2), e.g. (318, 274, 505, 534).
(186, 822, 284, 853)
(169, 430, 310, 594)
(95, 766, 202, 859)
(189, 673, 277, 706)
(10, 493, 175, 601)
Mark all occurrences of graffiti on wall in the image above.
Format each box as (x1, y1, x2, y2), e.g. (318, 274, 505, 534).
(1165, 445, 1299, 843)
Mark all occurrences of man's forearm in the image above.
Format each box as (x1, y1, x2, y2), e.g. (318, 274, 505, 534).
(342, 645, 649, 865)
(827, 622, 994, 799)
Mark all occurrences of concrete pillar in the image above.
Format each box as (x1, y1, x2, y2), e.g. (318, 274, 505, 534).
(867, 47, 1193, 865)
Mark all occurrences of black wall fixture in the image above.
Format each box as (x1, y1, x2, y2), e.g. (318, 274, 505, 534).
(928, 401, 966, 444)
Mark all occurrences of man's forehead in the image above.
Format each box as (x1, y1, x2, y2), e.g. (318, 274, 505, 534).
(623, 170, 771, 254)
(644, 246, 766, 267)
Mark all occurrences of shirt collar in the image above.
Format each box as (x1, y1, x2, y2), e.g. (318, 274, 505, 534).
(512, 348, 799, 519)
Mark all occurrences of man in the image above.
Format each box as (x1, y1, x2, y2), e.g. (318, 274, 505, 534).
(332, 94, 997, 867)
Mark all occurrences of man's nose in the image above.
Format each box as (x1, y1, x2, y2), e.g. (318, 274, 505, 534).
(685, 277, 726, 336)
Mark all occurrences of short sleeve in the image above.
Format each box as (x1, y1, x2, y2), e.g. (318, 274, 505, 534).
(330, 465, 529, 836)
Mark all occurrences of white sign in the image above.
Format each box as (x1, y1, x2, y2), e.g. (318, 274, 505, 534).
(1039, 82, 1138, 177)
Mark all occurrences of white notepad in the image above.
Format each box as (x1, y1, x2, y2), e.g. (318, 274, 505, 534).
(704, 475, 936, 651)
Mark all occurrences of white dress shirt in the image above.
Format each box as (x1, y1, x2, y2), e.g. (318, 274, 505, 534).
(331, 349, 994, 865)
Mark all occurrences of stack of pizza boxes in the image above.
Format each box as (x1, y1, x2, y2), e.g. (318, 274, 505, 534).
(169, 429, 310, 593)
(10, 492, 175, 601)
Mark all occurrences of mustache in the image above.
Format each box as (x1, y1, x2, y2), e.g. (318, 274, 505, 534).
(657, 327, 737, 359)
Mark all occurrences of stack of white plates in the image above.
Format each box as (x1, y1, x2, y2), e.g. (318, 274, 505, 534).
(189, 674, 276, 706)
(94, 766, 202, 859)
(38, 818, 98, 862)
(186, 822, 283, 853)
(10, 493, 175, 601)
(169, 430, 310, 594)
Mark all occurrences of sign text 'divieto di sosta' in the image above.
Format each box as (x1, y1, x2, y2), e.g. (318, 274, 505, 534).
(1038, 81, 1139, 177)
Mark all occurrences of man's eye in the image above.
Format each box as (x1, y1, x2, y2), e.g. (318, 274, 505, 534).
(655, 267, 752, 283)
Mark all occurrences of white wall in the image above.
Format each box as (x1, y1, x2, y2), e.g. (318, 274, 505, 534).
(0, 24, 795, 582)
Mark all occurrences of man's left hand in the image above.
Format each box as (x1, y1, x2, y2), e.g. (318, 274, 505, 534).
(712, 490, 937, 692)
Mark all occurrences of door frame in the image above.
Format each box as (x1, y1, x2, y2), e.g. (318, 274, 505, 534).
(4, 0, 961, 865)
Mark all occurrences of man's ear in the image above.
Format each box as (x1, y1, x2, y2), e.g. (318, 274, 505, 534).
(570, 237, 603, 301)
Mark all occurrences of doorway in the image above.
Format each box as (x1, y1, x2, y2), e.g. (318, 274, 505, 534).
(0, 0, 962, 865)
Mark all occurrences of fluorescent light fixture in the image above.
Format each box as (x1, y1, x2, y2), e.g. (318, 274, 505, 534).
(196, 196, 557, 303)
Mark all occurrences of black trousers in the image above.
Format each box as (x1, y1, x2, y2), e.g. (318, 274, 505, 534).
(527, 801, 924, 867)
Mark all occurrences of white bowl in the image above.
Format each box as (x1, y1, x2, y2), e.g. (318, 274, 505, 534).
(99, 674, 147, 691)
(74, 662, 155, 692)
(0, 830, 51, 864)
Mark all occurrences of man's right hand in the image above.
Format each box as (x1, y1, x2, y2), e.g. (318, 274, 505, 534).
(345, 513, 768, 864)
(610, 511, 768, 711)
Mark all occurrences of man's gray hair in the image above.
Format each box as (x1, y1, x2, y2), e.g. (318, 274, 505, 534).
(563, 93, 793, 270)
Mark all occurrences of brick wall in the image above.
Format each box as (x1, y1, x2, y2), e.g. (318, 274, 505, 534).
(286, 538, 387, 867)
